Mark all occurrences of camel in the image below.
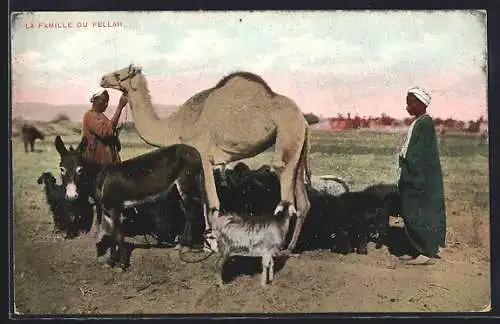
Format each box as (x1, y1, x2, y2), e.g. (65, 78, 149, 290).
(99, 64, 311, 253)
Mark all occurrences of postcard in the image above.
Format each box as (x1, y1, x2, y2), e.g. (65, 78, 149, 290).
(10, 10, 490, 315)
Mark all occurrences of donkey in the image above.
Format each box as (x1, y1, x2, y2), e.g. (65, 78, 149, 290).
(21, 124, 45, 153)
(54, 135, 208, 270)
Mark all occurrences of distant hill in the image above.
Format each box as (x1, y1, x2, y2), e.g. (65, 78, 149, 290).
(12, 102, 179, 122)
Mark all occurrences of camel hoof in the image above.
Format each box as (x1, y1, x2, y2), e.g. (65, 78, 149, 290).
(284, 249, 300, 257)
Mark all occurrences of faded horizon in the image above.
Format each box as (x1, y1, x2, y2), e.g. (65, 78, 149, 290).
(11, 11, 488, 122)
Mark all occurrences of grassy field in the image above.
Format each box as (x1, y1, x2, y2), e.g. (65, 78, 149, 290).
(12, 125, 491, 314)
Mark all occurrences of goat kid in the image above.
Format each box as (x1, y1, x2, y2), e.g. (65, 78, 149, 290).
(208, 200, 296, 287)
(37, 172, 93, 238)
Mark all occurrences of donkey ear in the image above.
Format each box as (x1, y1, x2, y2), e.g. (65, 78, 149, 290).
(77, 137, 88, 153)
(54, 135, 67, 155)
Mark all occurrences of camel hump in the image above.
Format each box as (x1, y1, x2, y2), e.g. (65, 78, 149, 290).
(214, 71, 276, 97)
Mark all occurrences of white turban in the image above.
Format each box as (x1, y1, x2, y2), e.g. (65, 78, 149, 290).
(408, 86, 431, 107)
(88, 88, 107, 103)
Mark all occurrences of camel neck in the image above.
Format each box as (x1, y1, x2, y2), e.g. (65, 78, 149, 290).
(126, 78, 179, 147)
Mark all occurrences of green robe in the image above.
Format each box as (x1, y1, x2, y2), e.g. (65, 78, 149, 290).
(398, 114, 447, 257)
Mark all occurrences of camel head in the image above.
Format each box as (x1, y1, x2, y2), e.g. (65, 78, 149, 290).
(100, 64, 143, 93)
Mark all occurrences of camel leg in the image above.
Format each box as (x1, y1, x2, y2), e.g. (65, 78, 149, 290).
(272, 125, 304, 250)
(286, 154, 310, 252)
(271, 152, 295, 213)
(201, 157, 220, 232)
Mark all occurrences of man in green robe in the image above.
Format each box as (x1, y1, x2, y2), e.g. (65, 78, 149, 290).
(398, 86, 447, 265)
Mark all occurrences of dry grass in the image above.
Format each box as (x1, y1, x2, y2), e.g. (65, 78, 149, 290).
(11, 124, 491, 315)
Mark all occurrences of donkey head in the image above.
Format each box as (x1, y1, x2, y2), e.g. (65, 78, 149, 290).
(54, 135, 87, 201)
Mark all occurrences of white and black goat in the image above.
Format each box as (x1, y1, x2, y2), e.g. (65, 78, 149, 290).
(207, 201, 296, 287)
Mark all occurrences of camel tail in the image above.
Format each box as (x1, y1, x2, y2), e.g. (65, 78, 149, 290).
(303, 126, 312, 185)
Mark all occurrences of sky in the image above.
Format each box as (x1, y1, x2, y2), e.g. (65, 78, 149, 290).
(11, 10, 488, 121)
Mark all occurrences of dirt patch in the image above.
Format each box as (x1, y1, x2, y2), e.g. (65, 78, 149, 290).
(11, 133, 491, 315)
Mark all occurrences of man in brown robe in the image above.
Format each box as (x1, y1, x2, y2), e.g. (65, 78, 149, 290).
(82, 89, 128, 165)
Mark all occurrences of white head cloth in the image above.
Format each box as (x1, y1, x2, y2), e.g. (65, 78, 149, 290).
(88, 88, 106, 103)
(408, 86, 431, 107)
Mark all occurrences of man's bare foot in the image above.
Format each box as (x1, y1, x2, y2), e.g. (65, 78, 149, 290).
(405, 254, 435, 265)
(399, 254, 414, 261)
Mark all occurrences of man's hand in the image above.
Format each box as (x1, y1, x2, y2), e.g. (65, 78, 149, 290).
(118, 94, 128, 109)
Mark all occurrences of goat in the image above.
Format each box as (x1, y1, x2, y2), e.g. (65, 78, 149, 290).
(338, 191, 390, 253)
(362, 183, 402, 218)
(215, 163, 281, 216)
(121, 185, 186, 247)
(55, 135, 208, 270)
(208, 200, 296, 287)
(214, 163, 380, 255)
(213, 163, 350, 253)
(37, 172, 93, 238)
(21, 124, 44, 153)
(294, 187, 351, 253)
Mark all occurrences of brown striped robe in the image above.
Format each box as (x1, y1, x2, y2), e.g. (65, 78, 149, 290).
(82, 109, 121, 165)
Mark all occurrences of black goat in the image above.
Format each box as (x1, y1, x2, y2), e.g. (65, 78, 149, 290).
(121, 185, 187, 247)
(338, 191, 390, 254)
(37, 172, 93, 238)
(362, 183, 402, 218)
(214, 163, 280, 216)
(293, 187, 351, 254)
